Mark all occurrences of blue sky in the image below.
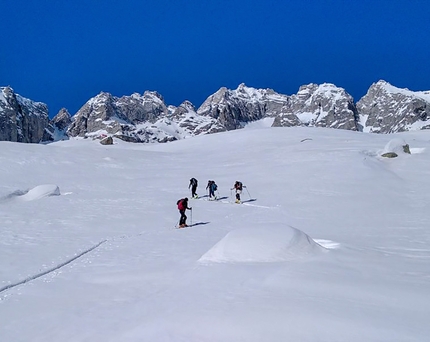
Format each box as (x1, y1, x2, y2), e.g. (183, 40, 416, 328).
(1, 0, 430, 117)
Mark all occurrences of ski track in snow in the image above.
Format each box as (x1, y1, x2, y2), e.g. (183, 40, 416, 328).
(204, 198, 276, 209)
(0, 239, 107, 295)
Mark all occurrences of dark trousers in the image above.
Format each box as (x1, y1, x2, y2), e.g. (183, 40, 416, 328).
(179, 210, 187, 225)
(191, 185, 197, 197)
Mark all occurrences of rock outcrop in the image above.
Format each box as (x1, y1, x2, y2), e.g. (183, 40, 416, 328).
(43, 108, 72, 141)
(357, 80, 430, 133)
(197, 83, 289, 130)
(0, 86, 50, 143)
(272, 83, 359, 131)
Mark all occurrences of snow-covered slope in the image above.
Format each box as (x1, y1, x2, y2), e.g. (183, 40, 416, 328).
(1, 126, 430, 341)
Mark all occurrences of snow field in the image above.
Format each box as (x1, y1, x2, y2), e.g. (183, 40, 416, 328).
(1, 126, 430, 341)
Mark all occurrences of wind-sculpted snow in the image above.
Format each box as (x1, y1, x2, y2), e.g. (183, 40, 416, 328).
(3, 184, 61, 202)
(199, 224, 325, 263)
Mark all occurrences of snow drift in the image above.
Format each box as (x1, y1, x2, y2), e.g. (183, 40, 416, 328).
(14, 184, 60, 201)
(198, 224, 326, 263)
(381, 138, 410, 156)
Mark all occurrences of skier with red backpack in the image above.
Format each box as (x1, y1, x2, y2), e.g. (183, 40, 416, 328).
(177, 197, 192, 228)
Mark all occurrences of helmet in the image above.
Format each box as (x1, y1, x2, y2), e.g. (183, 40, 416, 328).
(185, 197, 188, 201)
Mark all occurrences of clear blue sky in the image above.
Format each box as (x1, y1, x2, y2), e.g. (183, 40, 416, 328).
(1, 0, 430, 117)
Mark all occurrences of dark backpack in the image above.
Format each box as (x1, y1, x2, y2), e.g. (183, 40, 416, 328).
(236, 181, 243, 190)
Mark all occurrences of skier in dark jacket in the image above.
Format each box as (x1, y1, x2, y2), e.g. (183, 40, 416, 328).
(189, 178, 198, 198)
(177, 197, 192, 228)
(231, 181, 245, 203)
(206, 180, 218, 200)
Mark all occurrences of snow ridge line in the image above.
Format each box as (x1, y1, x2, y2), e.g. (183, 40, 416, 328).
(0, 239, 107, 294)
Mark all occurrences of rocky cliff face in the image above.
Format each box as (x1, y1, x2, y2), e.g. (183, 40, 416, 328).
(43, 108, 72, 141)
(2, 80, 430, 144)
(66, 91, 222, 143)
(272, 83, 359, 131)
(196, 83, 289, 130)
(357, 80, 430, 133)
(0, 86, 50, 143)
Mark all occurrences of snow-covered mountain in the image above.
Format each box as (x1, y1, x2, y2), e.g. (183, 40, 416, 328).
(2, 80, 430, 144)
(196, 83, 290, 130)
(357, 80, 430, 133)
(63, 83, 363, 140)
(44, 108, 72, 141)
(272, 83, 359, 130)
(66, 91, 223, 143)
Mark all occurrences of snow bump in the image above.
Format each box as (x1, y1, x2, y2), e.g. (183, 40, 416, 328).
(18, 184, 60, 201)
(198, 224, 325, 263)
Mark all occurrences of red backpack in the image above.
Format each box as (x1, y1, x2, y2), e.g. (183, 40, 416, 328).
(177, 199, 185, 210)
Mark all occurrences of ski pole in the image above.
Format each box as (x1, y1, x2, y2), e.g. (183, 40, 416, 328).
(245, 187, 252, 199)
(190, 208, 193, 225)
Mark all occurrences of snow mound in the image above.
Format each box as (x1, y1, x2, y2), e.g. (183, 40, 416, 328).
(198, 224, 325, 263)
(18, 184, 61, 201)
(381, 138, 410, 155)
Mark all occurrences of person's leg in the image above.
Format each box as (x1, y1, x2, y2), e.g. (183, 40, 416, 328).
(180, 210, 187, 225)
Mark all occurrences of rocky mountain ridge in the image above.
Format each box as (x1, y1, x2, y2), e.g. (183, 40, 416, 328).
(1, 80, 430, 144)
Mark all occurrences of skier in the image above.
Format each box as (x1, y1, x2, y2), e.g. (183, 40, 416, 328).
(189, 177, 198, 198)
(232, 181, 245, 203)
(177, 197, 192, 228)
(206, 180, 218, 200)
